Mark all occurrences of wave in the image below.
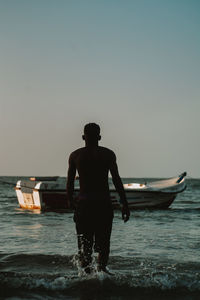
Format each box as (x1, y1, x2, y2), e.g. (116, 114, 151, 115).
(0, 253, 74, 274)
(0, 270, 200, 300)
(1, 253, 200, 299)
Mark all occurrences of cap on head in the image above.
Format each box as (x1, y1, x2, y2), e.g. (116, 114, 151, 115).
(83, 123, 101, 141)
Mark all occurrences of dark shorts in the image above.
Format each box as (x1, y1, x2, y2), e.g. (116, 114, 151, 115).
(74, 208, 113, 253)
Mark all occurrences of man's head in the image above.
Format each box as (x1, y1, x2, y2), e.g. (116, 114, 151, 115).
(82, 123, 101, 143)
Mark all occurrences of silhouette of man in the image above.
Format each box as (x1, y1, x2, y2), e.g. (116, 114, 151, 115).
(66, 123, 130, 273)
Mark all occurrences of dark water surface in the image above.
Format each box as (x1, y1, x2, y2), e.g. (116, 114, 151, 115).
(0, 177, 200, 300)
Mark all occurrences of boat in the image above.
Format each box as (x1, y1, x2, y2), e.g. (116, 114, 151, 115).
(15, 172, 187, 211)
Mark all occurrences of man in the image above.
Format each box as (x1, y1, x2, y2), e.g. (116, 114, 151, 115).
(66, 123, 130, 274)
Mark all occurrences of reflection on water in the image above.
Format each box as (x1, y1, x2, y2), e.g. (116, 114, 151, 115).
(14, 223, 43, 238)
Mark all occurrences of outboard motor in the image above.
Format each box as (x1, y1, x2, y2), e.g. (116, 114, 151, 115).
(176, 172, 187, 183)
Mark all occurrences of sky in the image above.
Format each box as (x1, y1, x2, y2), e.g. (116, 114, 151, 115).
(0, 0, 199, 178)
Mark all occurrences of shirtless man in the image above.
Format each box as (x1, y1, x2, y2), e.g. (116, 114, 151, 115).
(66, 123, 130, 273)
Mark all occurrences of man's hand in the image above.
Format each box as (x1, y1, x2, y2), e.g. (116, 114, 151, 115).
(122, 204, 130, 222)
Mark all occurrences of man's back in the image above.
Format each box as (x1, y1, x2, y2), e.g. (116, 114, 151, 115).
(70, 146, 115, 196)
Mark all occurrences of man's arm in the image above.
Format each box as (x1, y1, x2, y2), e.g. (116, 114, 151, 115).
(109, 152, 130, 222)
(66, 153, 76, 209)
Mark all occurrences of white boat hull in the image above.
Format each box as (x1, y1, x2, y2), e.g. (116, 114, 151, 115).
(110, 191, 176, 209)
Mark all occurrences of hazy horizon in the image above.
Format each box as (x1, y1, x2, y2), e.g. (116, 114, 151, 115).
(1, 0, 199, 178)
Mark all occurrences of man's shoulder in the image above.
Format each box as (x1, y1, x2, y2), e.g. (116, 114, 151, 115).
(69, 147, 85, 157)
(99, 146, 116, 157)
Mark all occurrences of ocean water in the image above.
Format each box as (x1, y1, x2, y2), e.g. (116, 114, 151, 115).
(0, 176, 200, 300)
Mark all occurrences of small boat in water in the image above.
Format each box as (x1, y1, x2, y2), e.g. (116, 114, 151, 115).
(15, 172, 187, 211)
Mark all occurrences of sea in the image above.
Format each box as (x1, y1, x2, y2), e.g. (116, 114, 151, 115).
(0, 176, 200, 300)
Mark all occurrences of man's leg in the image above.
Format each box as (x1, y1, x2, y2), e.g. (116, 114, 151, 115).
(95, 214, 113, 271)
(75, 218, 94, 273)
(77, 233, 93, 268)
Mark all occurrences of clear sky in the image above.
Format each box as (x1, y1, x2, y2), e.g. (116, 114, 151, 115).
(0, 0, 199, 177)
